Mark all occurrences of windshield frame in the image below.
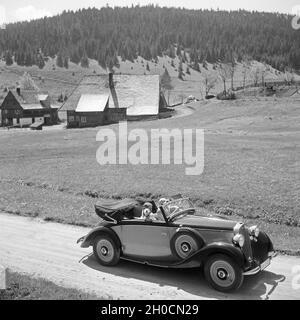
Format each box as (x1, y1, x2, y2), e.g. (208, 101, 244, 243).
(162, 198, 195, 222)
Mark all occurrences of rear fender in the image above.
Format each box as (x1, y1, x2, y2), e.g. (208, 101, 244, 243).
(80, 226, 121, 248)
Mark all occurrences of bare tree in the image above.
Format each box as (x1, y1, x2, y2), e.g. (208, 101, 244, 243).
(217, 63, 231, 96)
(178, 93, 186, 104)
(251, 67, 260, 87)
(19, 72, 39, 91)
(261, 63, 267, 87)
(229, 53, 237, 91)
(202, 71, 217, 97)
(242, 57, 251, 90)
(282, 67, 295, 85)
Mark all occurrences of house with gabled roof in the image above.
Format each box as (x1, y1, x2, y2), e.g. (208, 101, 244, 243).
(0, 88, 59, 127)
(60, 73, 168, 128)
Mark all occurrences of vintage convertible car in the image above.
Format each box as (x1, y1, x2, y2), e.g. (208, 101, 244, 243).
(77, 197, 277, 292)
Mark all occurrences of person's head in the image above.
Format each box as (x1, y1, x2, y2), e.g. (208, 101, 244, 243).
(143, 202, 153, 210)
(158, 198, 169, 207)
(143, 208, 151, 218)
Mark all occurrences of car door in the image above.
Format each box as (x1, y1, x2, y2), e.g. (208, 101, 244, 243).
(119, 220, 173, 261)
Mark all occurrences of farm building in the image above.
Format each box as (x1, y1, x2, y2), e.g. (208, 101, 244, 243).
(61, 73, 168, 128)
(0, 88, 59, 128)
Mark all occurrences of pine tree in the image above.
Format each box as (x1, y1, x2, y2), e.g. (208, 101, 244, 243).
(24, 51, 34, 66)
(63, 56, 69, 69)
(178, 60, 184, 80)
(176, 45, 181, 57)
(70, 49, 81, 64)
(56, 52, 64, 68)
(80, 54, 89, 68)
(5, 51, 13, 66)
(37, 54, 45, 69)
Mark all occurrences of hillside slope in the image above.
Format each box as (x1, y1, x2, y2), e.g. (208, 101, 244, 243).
(0, 6, 299, 72)
(1, 55, 299, 107)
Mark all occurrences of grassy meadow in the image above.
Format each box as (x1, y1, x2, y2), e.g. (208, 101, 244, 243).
(0, 96, 299, 253)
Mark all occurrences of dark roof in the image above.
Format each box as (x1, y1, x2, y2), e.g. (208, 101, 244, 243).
(61, 74, 160, 116)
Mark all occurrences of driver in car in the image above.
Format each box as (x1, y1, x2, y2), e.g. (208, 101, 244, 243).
(155, 198, 169, 221)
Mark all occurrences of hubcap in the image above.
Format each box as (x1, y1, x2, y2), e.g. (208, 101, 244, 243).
(96, 239, 114, 263)
(217, 268, 227, 280)
(100, 246, 108, 256)
(210, 260, 236, 288)
(181, 242, 191, 253)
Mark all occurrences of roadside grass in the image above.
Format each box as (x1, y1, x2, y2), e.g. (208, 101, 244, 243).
(0, 270, 99, 300)
(0, 98, 299, 253)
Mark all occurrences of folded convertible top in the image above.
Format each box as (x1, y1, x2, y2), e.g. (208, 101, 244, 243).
(95, 199, 140, 221)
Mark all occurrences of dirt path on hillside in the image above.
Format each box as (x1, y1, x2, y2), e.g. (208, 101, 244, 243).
(0, 213, 299, 300)
(168, 99, 220, 121)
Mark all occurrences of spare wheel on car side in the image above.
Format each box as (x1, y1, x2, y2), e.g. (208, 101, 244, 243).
(171, 231, 202, 259)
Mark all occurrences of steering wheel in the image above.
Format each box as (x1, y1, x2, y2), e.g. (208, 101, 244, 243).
(169, 205, 180, 215)
(168, 208, 194, 222)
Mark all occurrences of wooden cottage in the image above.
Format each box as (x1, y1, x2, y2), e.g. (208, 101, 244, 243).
(61, 73, 168, 128)
(0, 89, 59, 127)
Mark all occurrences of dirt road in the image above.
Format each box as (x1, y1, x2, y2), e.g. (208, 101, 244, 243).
(0, 213, 299, 300)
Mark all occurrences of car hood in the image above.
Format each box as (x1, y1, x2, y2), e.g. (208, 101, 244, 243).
(173, 214, 238, 230)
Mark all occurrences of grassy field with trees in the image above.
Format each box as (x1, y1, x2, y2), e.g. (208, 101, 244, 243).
(0, 97, 299, 253)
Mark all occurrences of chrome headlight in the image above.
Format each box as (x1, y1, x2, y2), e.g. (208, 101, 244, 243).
(249, 225, 260, 238)
(233, 234, 245, 247)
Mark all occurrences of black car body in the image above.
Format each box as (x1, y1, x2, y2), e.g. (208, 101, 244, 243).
(77, 198, 277, 292)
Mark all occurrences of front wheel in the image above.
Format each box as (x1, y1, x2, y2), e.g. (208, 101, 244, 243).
(93, 234, 120, 266)
(204, 254, 244, 292)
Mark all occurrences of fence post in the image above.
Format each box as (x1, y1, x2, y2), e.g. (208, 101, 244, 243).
(0, 264, 7, 290)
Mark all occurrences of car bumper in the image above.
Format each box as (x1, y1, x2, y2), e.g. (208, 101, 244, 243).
(243, 251, 278, 276)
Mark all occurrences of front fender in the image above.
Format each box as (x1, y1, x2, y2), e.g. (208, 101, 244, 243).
(194, 242, 246, 267)
(79, 226, 121, 248)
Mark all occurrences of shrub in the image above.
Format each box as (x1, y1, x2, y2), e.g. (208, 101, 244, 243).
(217, 91, 236, 100)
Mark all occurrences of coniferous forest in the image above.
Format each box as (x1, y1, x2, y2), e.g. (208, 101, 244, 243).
(0, 5, 299, 72)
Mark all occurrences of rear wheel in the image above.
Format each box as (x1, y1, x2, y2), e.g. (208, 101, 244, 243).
(204, 254, 244, 292)
(93, 235, 120, 266)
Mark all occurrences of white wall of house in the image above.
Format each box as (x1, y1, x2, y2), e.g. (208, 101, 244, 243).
(19, 118, 32, 126)
(12, 117, 45, 127)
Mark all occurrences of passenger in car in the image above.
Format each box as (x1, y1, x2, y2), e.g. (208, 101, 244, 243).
(140, 202, 162, 222)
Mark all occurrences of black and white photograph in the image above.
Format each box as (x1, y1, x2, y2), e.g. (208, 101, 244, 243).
(0, 0, 299, 304)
